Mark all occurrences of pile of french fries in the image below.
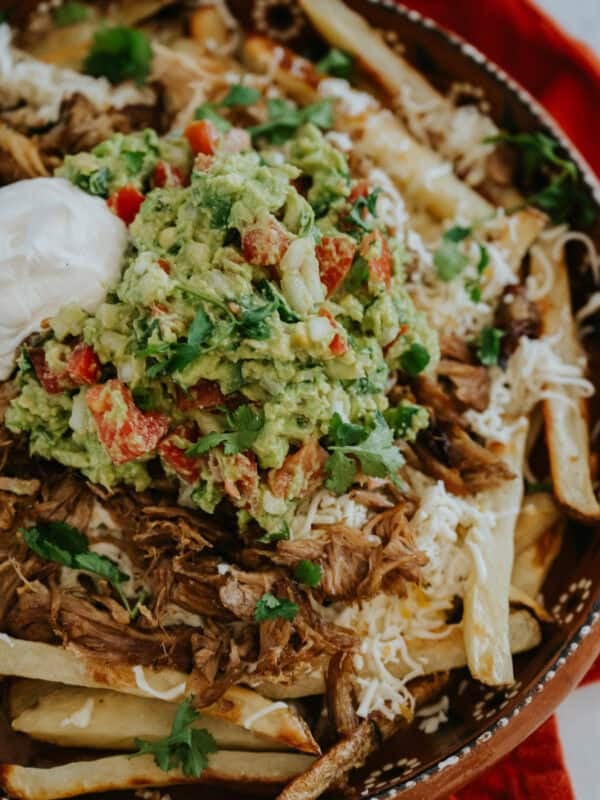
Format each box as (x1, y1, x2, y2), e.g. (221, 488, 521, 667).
(1, 2, 598, 799)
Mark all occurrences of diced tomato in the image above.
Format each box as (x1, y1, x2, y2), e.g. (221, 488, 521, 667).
(107, 185, 145, 225)
(359, 230, 392, 288)
(67, 344, 102, 386)
(348, 179, 369, 204)
(185, 120, 219, 156)
(28, 348, 74, 394)
(315, 236, 356, 296)
(157, 259, 171, 275)
(242, 218, 290, 268)
(268, 440, 328, 500)
(176, 380, 226, 412)
(153, 160, 187, 188)
(318, 308, 348, 357)
(86, 379, 169, 465)
(221, 128, 252, 154)
(159, 424, 203, 484)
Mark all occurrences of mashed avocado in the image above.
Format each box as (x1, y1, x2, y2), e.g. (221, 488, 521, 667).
(7, 118, 436, 535)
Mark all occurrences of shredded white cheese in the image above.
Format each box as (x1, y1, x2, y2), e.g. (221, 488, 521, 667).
(132, 666, 186, 701)
(242, 701, 287, 730)
(60, 698, 95, 729)
(290, 489, 369, 539)
(0, 24, 152, 124)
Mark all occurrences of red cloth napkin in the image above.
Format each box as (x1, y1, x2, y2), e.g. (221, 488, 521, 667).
(394, 2, 600, 796)
(399, 0, 600, 176)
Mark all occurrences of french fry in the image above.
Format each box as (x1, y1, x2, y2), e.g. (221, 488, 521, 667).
(258, 610, 541, 699)
(276, 673, 448, 800)
(243, 35, 493, 223)
(0, 638, 319, 754)
(10, 683, 290, 752)
(463, 421, 528, 685)
(530, 244, 600, 523)
(0, 751, 316, 800)
(512, 519, 564, 598)
(514, 492, 562, 556)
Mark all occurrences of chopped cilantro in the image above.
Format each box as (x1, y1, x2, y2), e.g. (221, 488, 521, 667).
(249, 98, 333, 145)
(132, 697, 218, 777)
(325, 412, 405, 494)
(220, 84, 261, 107)
(146, 309, 213, 377)
(384, 403, 422, 437)
(316, 48, 354, 79)
(53, 1, 89, 26)
(345, 187, 381, 237)
(400, 343, 430, 376)
(434, 225, 472, 281)
(123, 151, 145, 175)
(254, 593, 299, 622)
(186, 405, 265, 457)
(256, 280, 301, 323)
(84, 26, 152, 86)
(343, 255, 370, 293)
(194, 104, 232, 133)
(294, 559, 322, 587)
(486, 132, 596, 227)
(21, 521, 143, 619)
(475, 326, 504, 366)
(74, 166, 111, 198)
(235, 299, 277, 341)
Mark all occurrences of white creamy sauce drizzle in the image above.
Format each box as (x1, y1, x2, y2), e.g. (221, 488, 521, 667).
(242, 701, 287, 730)
(132, 666, 187, 702)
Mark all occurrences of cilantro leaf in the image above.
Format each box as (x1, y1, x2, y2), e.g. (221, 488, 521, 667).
(486, 132, 596, 227)
(21, 521, 88, 568)
(249, 98, 333, 144)
(294, 559, 322, 587)
(254, 593, 299, 622)
(123, 151, 145, 175)
(324, 450, 358, 494)
(186, 405, 265, 457)
(345, 187, 381, 237)
(434, 226, 472, 281)
(475, 326, 504, 366)
(316, 48, 354, 79)
(400, 343, 430, 376)
(146, 309, 213, 377)
(132, 697, 218, 778)
(325, 412, 405, 493)
(74, 166, 111, 198)
(194, 103, 232, 133)
(21, 522, 137, 615)
(235, 300, 277, 341)
(220, 84, 261, 107)
(53, 1, 89, 26)
(256, 280, 301, 323)
(84, 26, 153, 86)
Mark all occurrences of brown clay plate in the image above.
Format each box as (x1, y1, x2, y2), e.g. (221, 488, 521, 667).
(2, 2, 600, 799)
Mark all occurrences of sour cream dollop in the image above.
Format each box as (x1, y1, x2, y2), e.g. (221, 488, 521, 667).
(0, 178, 127, 379)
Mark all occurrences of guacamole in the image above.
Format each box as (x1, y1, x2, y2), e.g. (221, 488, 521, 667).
(7, 114, 437, 535)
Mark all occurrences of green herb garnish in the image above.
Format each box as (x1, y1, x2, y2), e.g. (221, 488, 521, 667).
(132, 697, 218, 777)
(254, 593, 299, 622)
(249, 98, 333, 145)
(145, 309, 213, 378)
(433, 225, 472, 281)
(384, 403, 421, 437)
(186, 405, 265, 457)
(475, 326, 504, 366)
(84, 26, 152, 86)
(53, 1, 89, 26)
(324, 412, 405, 494)
(194, 83, 262, 133)
(21, 521, 142, 618)
(345, 187, 381, 236)
(294, 559, 322, 587)
(316, 48, 354, 79)
(257, 523, 291, 544)
(343, 255, 370, 293)
(485, 132, 596, 227)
